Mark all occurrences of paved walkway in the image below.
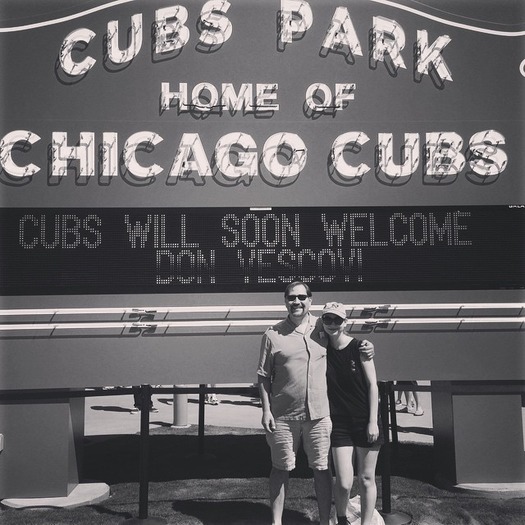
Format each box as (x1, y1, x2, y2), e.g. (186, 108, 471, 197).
(84, 383, 434, 444)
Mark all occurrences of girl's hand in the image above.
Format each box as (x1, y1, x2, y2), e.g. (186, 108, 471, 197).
(367, 421, 379, 443)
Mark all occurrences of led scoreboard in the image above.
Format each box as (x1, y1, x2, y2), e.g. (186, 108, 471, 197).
(1, 205, 523, 295)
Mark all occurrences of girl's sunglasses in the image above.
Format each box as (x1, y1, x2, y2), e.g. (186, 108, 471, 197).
(322, 315, 344, 326)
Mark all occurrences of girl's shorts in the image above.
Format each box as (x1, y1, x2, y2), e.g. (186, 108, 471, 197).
(330, 415, 384, 448)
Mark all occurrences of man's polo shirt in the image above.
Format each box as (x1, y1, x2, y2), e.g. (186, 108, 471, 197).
(257, 314, 330, 421)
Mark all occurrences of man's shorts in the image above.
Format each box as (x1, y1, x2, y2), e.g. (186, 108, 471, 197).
(265, 416, 332, 471)
(330, 415, 384, 448)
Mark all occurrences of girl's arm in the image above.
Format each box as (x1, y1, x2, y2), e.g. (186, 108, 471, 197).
(360, 353, 379, 443)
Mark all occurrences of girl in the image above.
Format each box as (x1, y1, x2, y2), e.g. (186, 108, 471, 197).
(322, 302, 384, 525)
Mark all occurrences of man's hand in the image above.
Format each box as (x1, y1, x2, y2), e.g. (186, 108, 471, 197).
(359, 339, 375, 360)
(261, 410, 276, 433)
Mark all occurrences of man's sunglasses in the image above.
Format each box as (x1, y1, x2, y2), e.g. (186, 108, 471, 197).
(286, 294, 309, 301)
(322, 315, 344, 326)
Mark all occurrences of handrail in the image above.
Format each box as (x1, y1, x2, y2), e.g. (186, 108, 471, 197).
(0, 302, 522, 318)
(0, 320, 279, 330)
(0, 316, 521, 333)
(0, 305, 285, 316)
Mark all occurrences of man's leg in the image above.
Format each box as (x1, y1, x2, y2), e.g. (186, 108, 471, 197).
(313, 467, 333, 525)
(269, 467, 289, 525)
(303, 417, 333, 525)
(266, 419, 299, 524)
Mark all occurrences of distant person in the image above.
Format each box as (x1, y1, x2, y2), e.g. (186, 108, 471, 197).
(257, 281, 374, 525)
(322, 302, 384, 525)
(132, 388, 158, 414)
(395, 381, 424, 416)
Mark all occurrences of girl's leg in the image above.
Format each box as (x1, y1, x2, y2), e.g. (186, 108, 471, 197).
(331, 446, 355, 521)
(405, 390, 412, 407)
(406, 391, 415, 412)
(355, 447, 380, 525)
(412, 389, 424, 415)
(395, 382, 402, 404)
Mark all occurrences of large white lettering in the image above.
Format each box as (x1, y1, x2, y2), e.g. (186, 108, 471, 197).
(0, 130, 507, 184)
(56, 1, 454, 85)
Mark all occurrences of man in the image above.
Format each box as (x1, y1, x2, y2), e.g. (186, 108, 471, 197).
(257, 281, 374, 525)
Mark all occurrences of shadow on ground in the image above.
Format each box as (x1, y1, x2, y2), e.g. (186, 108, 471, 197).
(81, 425, 434, 485)
(83, 429, 284, 483)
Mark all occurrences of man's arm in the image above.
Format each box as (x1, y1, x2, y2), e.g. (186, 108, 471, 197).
(359, 339, 375, 360)
(258, 374, 276, 432)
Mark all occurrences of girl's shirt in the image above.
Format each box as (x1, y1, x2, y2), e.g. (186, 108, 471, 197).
(326, 337, 370, 420)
